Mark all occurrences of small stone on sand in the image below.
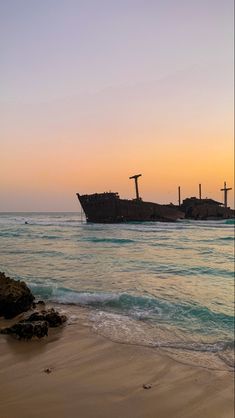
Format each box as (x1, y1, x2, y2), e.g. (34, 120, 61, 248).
(143, 383, 152, 389)
(44, 368, 53, 374)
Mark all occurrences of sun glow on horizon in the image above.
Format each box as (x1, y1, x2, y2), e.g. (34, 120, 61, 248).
(0, 1, 234, 211)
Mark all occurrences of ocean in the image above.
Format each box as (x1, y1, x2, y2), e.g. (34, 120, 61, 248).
(0, 212, 234, 371)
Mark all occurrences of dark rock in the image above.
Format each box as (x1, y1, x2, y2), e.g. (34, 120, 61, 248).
(3, 320, 48, 339)
(0, 272, 67, 340)
(32, 300, 46, 309)
(26, 312, 45, 321)
(36, 300, 45, 306)
(0, 272, 35, 319)
(33, 321, 48, 338)
(1, 307, 67, 339)
(44, 308, 67, 327)
(44, 367, 53, 374)
(26, 308, 67, 327)
(143, 384, 152, 389)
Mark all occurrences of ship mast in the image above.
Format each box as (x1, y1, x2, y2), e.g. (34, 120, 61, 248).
(129, 174, 142, 200)
(178, 186, 181, 206)
(220, 181, 232, 208)
(199, 184, 202, 200)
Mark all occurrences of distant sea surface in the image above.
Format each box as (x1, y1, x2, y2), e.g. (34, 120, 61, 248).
(0, 212, 234, 370)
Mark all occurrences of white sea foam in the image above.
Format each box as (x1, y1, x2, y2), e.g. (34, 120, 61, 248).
(50, 290, 121, 305)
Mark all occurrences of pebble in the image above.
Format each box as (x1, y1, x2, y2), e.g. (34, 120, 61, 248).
(44, 368, 53, 374)
(143, 383, 152, 389)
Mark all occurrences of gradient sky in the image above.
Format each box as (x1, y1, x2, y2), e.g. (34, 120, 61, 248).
(1, 0, 234, 211)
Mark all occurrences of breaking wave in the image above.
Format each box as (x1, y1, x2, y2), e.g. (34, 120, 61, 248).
(29, 285, 234, 334)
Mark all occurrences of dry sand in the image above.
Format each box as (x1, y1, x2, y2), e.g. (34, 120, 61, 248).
(0, 320, 234, 418)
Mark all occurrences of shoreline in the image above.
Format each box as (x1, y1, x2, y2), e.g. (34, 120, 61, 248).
(0, 311, 234, 418)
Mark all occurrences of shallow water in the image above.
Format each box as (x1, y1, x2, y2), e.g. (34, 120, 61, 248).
(0, 212, 234, 370)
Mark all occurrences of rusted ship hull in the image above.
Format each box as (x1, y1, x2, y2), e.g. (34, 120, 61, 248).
(77, 193, 184, 223)
(181, 198, 235, 220)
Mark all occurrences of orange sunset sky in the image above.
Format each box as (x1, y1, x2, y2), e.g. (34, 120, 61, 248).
(1, 1, 234, 211)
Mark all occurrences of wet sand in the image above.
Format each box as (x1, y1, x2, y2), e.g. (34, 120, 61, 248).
(0, 320, 234, 418)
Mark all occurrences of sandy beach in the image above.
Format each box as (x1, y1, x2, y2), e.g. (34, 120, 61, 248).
(0, 315, 234, 418)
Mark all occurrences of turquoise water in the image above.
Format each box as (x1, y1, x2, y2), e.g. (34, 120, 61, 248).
(0, 213, 234, 370)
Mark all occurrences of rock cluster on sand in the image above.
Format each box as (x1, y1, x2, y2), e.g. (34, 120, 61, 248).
(26, 309, 67, 327)
(0, 272, 67, 339)
(1, 308, 67, 339)
(2, 320, 49, 339)
(0, 272, 35, 319)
